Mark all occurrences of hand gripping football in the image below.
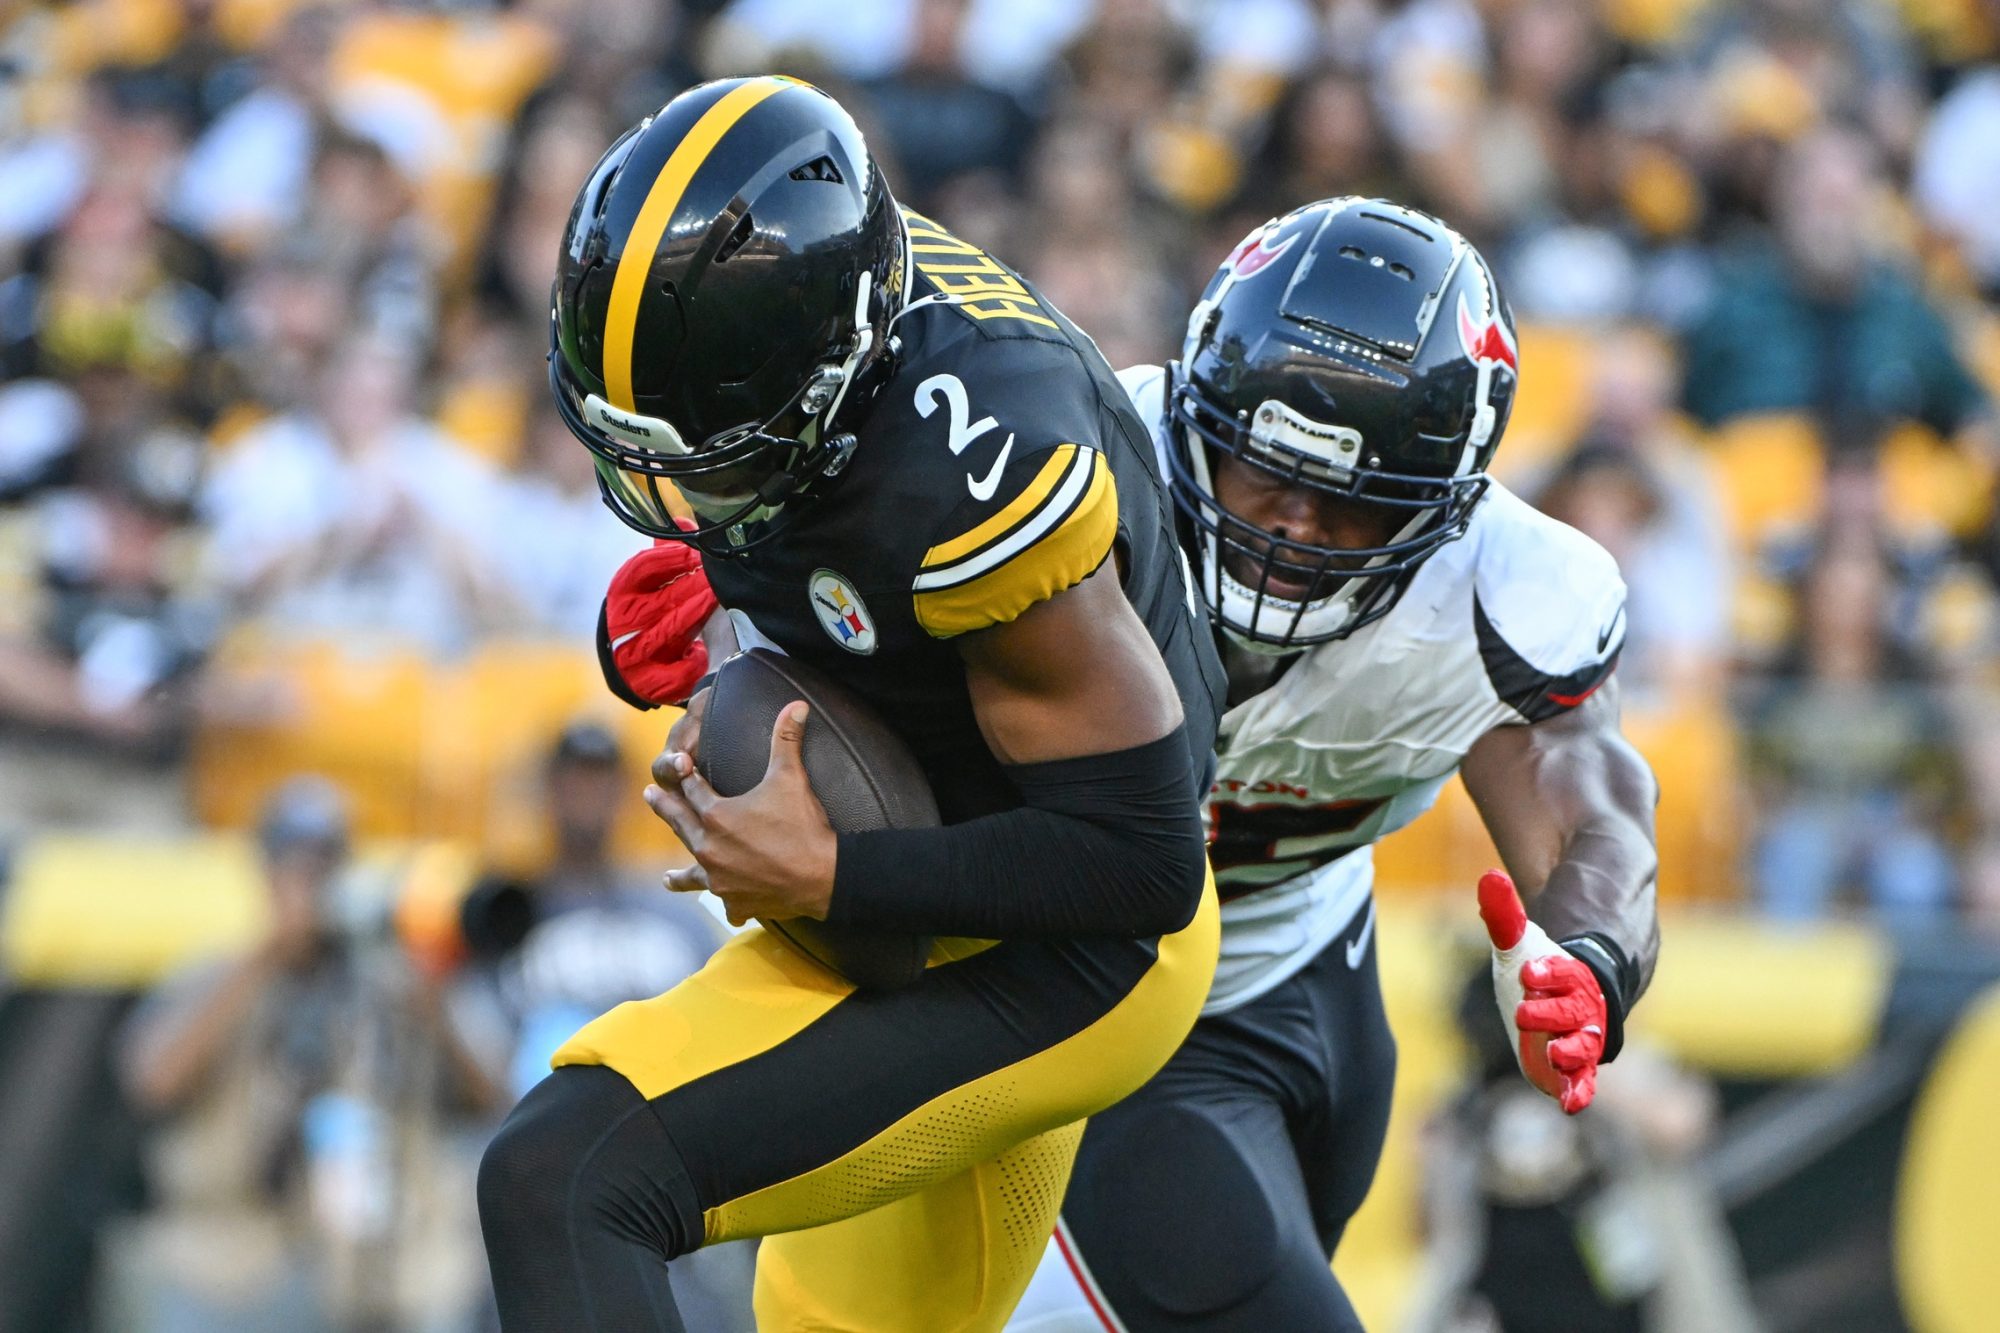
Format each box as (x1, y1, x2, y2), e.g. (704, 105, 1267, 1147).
(698, 649, 936, 990)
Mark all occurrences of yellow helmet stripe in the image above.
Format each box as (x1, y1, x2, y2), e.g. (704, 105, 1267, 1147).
(602, 77, 790, 411)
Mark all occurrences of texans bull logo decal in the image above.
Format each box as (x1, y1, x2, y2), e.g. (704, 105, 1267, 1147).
(1456, 292, 1518, 373)
(1226, 226, 1299, 281)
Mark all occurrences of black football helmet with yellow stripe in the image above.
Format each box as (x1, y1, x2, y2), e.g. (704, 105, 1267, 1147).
(551, 76, 906, 552)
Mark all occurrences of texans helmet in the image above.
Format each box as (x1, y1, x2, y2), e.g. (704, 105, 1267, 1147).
(1169, 198, 1519, 647)
(550, 77, 906, 553)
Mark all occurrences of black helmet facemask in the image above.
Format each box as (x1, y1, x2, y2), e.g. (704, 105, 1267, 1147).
(1166, 198, 1517, 650)
(554, 262, 886, 549)
(1169, 366, 1487, 650)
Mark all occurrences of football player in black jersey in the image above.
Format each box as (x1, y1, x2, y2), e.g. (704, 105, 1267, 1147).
(476, 77, 1226, 1331)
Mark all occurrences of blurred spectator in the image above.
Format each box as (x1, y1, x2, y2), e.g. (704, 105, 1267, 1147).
(0, 407, 209, 750)
(112, 779, 501, 1330)
(1913, 63, 2000, 298)
(1021, 122, 1181, 368)
(706, 0, 1088, 92)
(0, 65, 197, 255)
(1473, 0, 1613, 237)
(1406, 962, 1759, 1333)
(1746, 523, 1961, 925)
(213, 250, 352, 416)
(858, 0, 1038, 203)
(291, 127, 437, 352)
(1684, 0, 1923, 157)
(475, 93, 615, 328)
(170, 6, 337, 256)
(2, 181, 222, 401)
(1680, 128, 1991, 437)
(449, 722, 752, 1327)
(494, 399, 647, 640)
(1533, 326, 1730, 700)
(1245, 66, 1400, 222)
(532, 0, 697, 130)
(0, 184, 218, 758)
(200, 331, 512, 652)
(451, 722, 723, 1102)
(1059, 0, 1195, 151)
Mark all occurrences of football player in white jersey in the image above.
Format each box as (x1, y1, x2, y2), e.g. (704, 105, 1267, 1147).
(1011, 199, 1661, 1330)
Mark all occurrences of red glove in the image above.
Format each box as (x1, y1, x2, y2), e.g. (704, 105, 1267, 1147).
(597, 536, 720, 709)
(1477, 869, 1608, 1114)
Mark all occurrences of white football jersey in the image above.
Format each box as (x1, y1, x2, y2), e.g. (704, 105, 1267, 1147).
(1119, 365, 1628, 1013)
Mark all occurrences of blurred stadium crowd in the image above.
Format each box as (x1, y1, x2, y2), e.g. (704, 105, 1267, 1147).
(4, 0, 2000, 1329)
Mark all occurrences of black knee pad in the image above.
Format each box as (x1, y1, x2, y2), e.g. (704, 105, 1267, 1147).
(479, 1063, 704, 1263)
(1071, 1099, 1337, 1326)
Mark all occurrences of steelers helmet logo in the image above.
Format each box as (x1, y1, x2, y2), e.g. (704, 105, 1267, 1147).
(809, 569, 877, 654)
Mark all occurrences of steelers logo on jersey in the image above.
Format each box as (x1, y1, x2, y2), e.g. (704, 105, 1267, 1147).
(810, 570, 877, 654)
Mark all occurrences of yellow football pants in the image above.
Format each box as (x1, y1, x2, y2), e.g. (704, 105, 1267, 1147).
(552, 871, 1219, 1332)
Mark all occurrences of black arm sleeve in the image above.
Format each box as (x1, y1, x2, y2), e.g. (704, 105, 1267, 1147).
(826, 726, 1207, 939)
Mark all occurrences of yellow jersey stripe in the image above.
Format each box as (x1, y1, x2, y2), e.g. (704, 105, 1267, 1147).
(916, 447, 1096, 591)
(921, 445, 1076, 571)
(602, 78, 788, 411)
(914, 452, 1115, 636)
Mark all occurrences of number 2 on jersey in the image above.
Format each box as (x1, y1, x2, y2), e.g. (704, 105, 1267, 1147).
(915, 373, 1014, 501)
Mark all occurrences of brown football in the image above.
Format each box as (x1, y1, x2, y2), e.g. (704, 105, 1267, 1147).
(697, 648, 936, 990)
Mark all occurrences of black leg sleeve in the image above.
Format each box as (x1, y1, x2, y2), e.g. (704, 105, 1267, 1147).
(477, 1064, 706, 1332)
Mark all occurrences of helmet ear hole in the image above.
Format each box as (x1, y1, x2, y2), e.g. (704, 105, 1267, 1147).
(789, 155, 844, 184)
(715, 212, 757, 263)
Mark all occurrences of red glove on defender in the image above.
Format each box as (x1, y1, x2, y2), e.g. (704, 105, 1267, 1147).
(597, 538, 720, 709)
(1477, 869, 1608, 1114)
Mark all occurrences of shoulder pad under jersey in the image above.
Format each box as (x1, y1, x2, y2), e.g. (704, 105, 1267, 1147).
(912, 442, 1117, 637)
(1469, 485, 1628, 723)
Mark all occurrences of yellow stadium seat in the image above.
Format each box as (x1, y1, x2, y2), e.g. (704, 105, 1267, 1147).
(1602, 0, 1718, 47)
(1373, 778, 1497, 898)
(195, 636, 694, 874)
(1893, 0, 2000, 65)
(435, 377, 531, 468)
(329, 10, 559, 266)
(0, 830, 482, 989)
(612, 704, 695, 871)
(415, 642, 690, 875)
(417, 641, 603, 848)
(1707, 412, 1824, 547)
(1623, 701, 1745, 902)
(1970, 306, 2000, 405)
(1880, 420, 1995, 540)
(1374, 700, 1744, 903)
(1492, 323, 1596, 483)
(192, 640, 430, 838)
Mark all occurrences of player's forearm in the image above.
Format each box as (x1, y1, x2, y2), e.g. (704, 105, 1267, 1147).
(1527, 812, 1659, 1000)
(1462, 690, 1660, 1026)
(828, 727, 1207, 938)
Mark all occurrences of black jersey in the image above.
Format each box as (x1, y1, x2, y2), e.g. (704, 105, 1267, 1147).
(703, 210, 1223, 821)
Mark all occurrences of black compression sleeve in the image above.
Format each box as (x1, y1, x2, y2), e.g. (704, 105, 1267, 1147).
(827, 726, 1207, 939)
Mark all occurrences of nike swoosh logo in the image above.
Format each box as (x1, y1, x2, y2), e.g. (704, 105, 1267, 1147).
(1345, 899, 1376, 970)
(1597, 606, 1625, 654)
(966, 433, 1014, 501)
